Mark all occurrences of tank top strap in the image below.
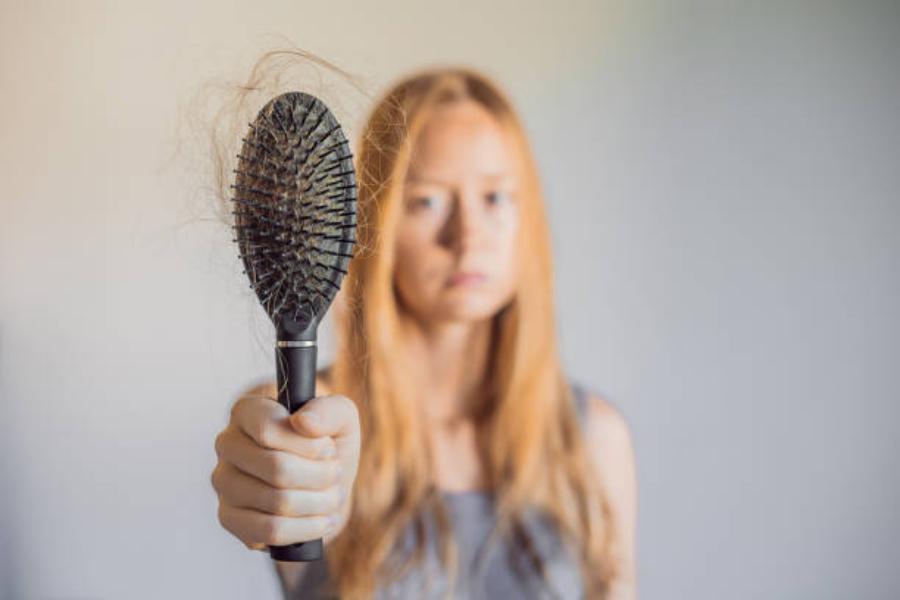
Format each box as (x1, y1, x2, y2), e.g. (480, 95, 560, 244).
(569, 379, 590, 422)
(568, 379, 620, 425)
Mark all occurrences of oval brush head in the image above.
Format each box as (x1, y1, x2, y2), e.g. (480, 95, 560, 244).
(232, 91, 356, 336)
(230, 91, 357, 562)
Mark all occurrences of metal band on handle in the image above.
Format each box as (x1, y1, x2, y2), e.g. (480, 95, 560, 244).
(276, 340, 317, 348)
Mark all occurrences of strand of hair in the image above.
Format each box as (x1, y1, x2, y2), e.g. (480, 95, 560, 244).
(307, 138, 350, 168)
(312, 259, 348, 275)
(235, 153, 291, 175)
(303, 109, 328, 143)
(267, 106, 291, 140)
(302, 124, 342, 165)
(309, 272, 342, 292)
(230, 183, 277, 199)
(310, 161, 344, 182)
(242, 137, 283, 159)
(318, 248, 355, 259)
(294, 102, 315, 138)
(232, 168, 281, 187)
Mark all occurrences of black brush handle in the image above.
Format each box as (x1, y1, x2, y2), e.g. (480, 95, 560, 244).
(270, 335, 323, 562)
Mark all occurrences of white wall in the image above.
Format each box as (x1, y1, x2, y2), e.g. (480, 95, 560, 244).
(1, 1, 898, 598)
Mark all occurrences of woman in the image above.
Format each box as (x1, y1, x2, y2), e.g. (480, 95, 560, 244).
(211, 64, 637, 599)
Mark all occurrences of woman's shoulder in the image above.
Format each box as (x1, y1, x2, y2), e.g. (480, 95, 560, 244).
(568, 379, 623, 425)
(568, 379, 638, 591)
(568, 378, 633, 463)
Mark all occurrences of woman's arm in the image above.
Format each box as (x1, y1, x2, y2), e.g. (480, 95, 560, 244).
(583, 393, 639, 600)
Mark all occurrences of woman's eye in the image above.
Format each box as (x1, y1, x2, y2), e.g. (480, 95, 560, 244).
(486, 190, 511, 206)
(414, 196, 438, 209)
(408, 195, 446, 213)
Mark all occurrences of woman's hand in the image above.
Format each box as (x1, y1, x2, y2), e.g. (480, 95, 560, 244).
(211, 386, 361, 551)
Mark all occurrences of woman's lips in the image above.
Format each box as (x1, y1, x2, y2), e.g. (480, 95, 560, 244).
(447, 271, 487, 287)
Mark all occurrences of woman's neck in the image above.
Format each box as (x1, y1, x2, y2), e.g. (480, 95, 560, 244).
(400, 315, 493, 426)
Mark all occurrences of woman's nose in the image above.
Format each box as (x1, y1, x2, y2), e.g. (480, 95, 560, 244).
(443, 192, 484, 252)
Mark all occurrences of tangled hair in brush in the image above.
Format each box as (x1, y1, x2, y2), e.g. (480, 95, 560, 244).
(232, 91, 357, 330)
(193, 46, 622, 600)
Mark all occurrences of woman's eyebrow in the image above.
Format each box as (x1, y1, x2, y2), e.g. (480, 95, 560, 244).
(406, 172, 514, 186)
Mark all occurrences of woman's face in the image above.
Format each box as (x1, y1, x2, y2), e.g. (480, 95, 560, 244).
(394, 100, 521, 324)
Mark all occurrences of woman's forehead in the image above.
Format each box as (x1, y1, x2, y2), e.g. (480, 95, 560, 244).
(407, 103, 516, 184)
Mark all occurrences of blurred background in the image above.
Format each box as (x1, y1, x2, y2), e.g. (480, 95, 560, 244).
(2, 0, 898, 598)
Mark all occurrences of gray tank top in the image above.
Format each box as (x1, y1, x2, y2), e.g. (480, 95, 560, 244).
(283, 382, 597, 600)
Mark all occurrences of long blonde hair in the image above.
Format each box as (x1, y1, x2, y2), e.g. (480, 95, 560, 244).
(322, 65, 621, 598)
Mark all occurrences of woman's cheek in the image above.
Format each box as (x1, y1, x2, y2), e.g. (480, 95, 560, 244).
(500, 232, 522, 297)
(397, 250, 436, 301)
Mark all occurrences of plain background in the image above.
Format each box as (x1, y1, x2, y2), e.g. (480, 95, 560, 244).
(2, 1, 898, 598)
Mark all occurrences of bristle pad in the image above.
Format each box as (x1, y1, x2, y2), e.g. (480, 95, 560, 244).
(231, 91, 357, 327)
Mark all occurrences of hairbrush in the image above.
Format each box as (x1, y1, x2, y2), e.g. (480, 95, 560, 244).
(230, 91, 357, 562)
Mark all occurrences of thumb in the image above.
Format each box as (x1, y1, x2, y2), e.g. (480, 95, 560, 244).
(289, 394, 355, 438)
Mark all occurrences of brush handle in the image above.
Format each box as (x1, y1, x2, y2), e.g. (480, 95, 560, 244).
(269, 338, 323, 562)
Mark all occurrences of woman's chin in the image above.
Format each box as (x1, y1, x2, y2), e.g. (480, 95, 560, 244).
(435, 295, 508, 323)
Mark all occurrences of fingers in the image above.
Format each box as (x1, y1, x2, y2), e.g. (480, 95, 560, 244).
(214, 390, 359, 551)
(232, 396, 338, 460)
(289, 394, 359, 440)
(217, 503, 336, 547)
(212, 462, 343, 518)
(215, 427, 341, 490)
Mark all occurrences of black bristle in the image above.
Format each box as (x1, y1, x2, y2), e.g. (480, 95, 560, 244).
(230, 91, 357, 329)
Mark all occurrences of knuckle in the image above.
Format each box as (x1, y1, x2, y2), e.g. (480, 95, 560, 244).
(261, 516, 286, 546)
(214, 431, 227, 457)
(315, 514, 332, 537)
(256, 423, 275, 449)
(327, 488, 342, 512)
(217, 504, 232, 530)
(229, 398, 243, 420)
(231, 395, 255, 422)
(313, 462, 337, 488)
(268, 455, 294, 488)
(269, 489, 293, 516)
(257, 516, 277, 545)
(310, 490, 328, 513)
(210, 465, 221, 492)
